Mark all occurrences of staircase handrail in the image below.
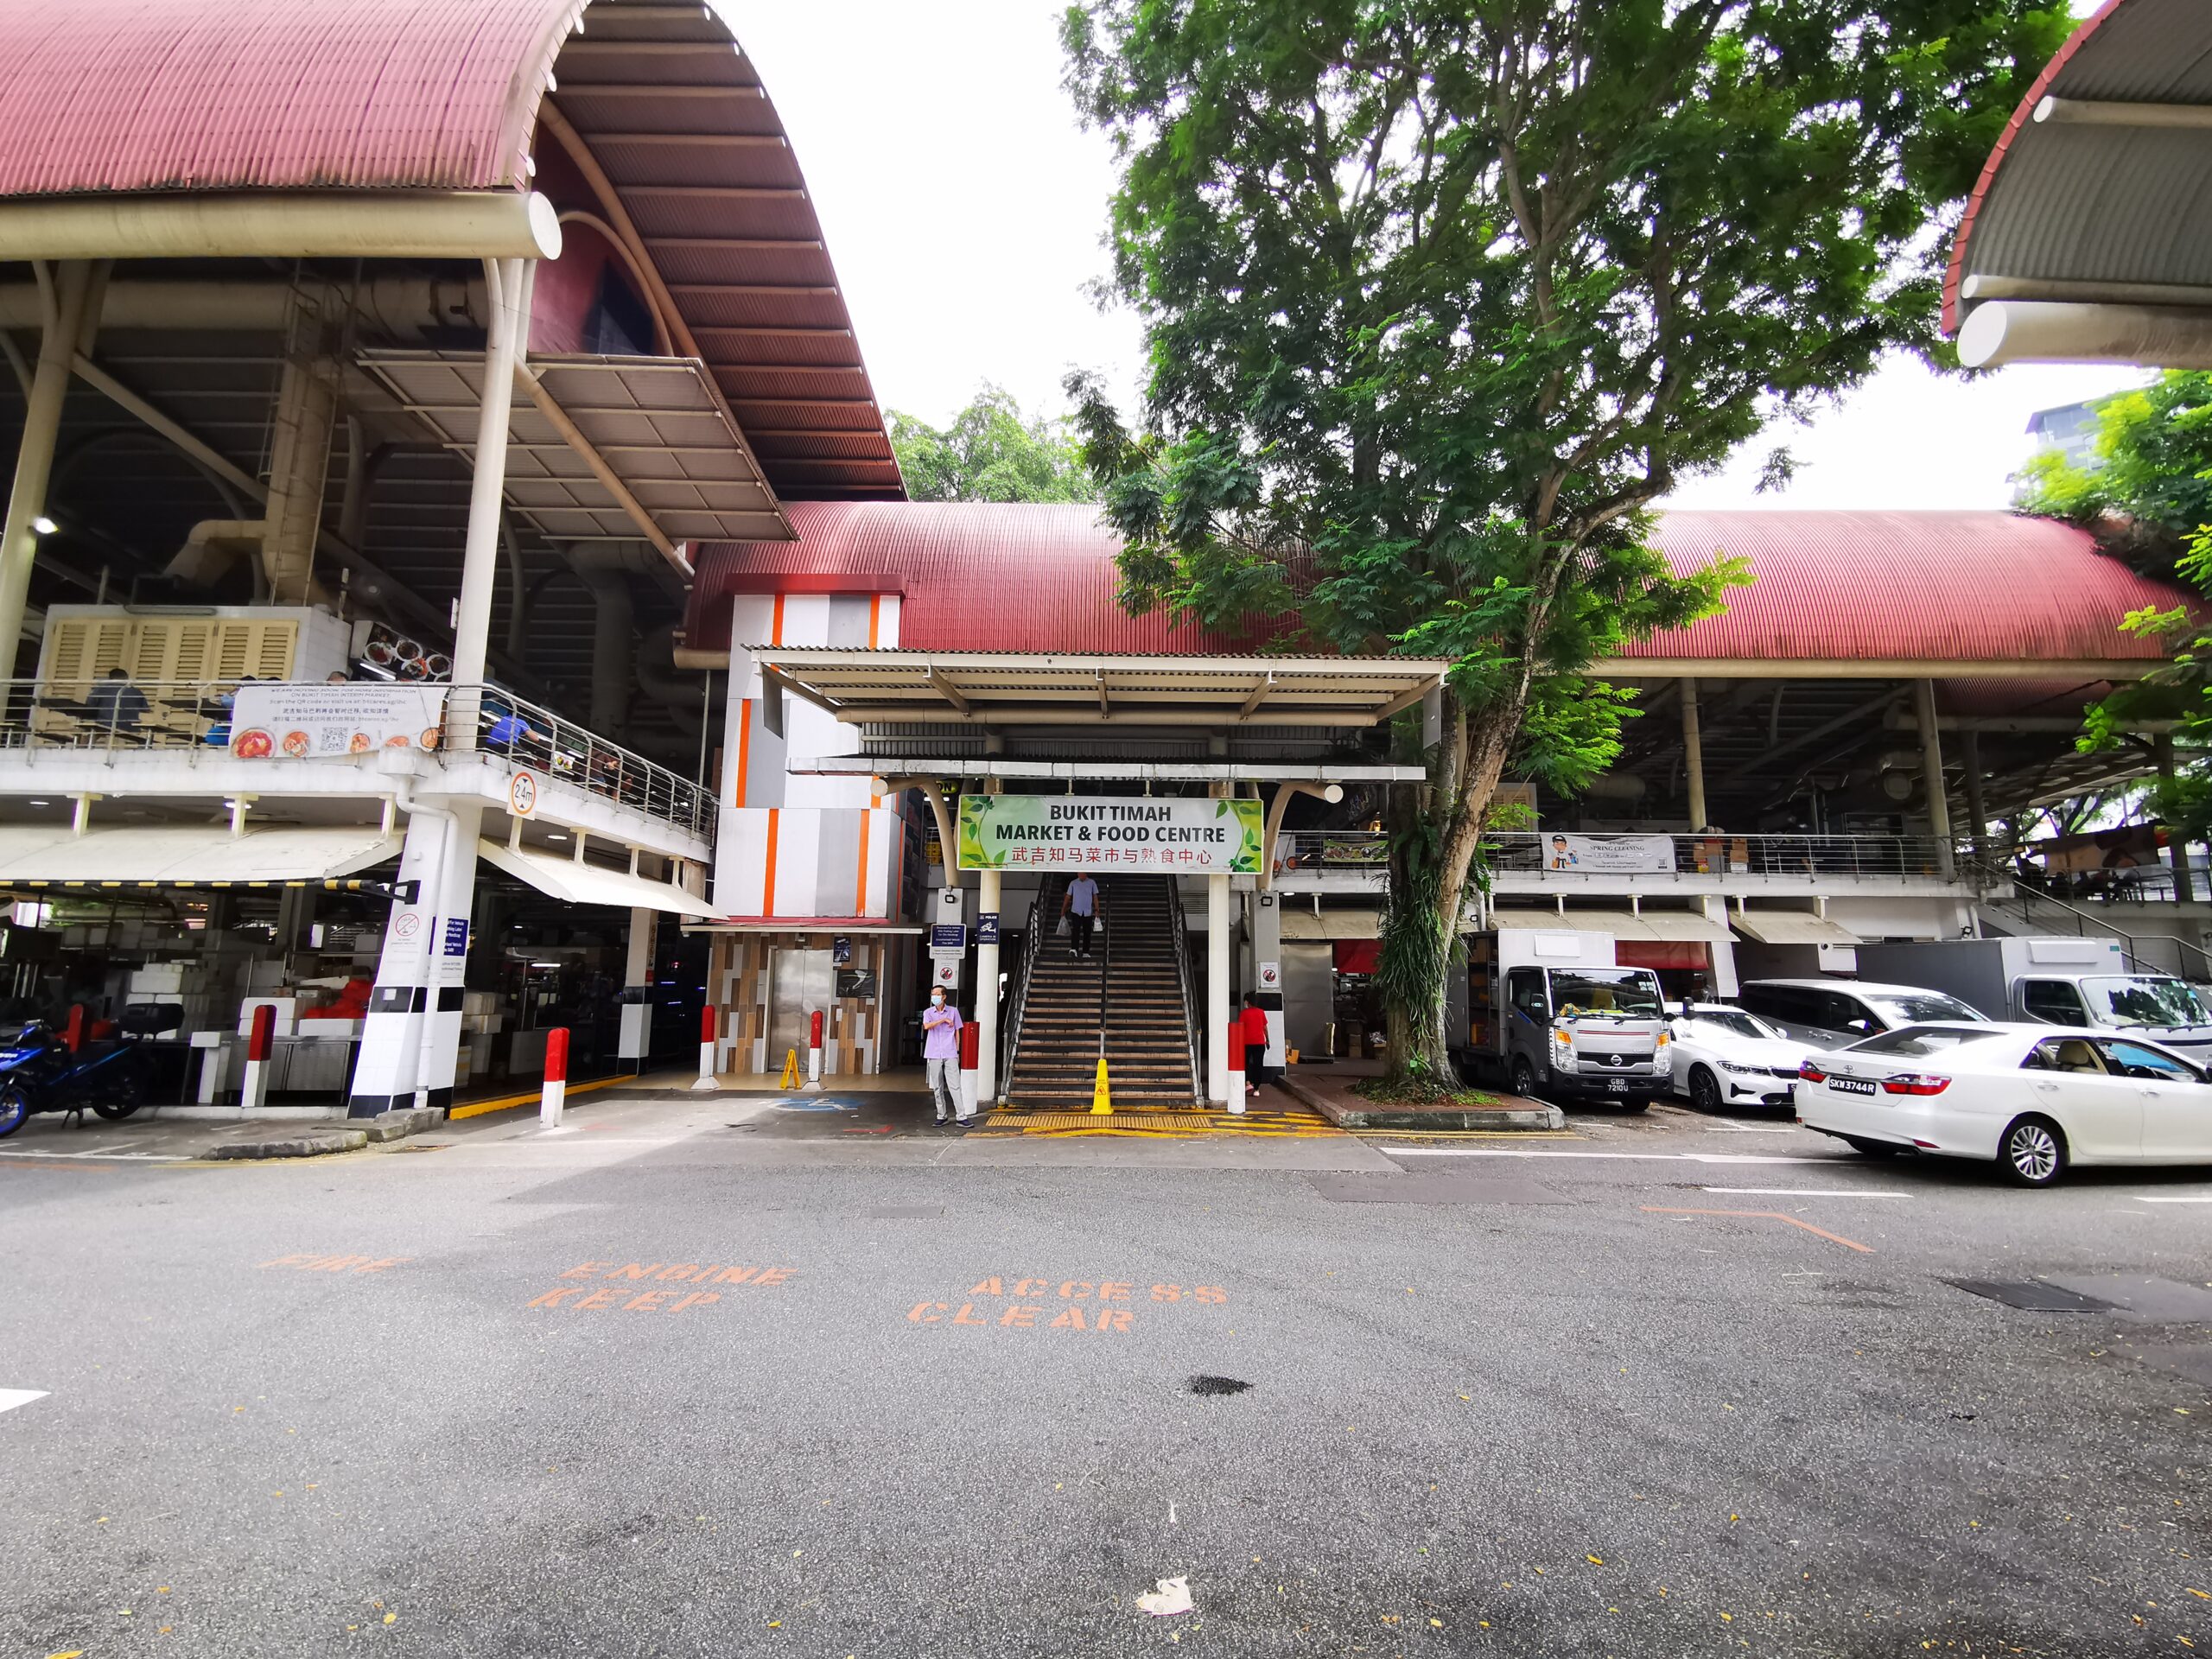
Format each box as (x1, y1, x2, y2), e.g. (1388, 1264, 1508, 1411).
(1097, 874, 1110, 1083)
(1164, 874, 1204, 1103)
(998, 880, 1051, 1103)
(1993, 875, 2212, 979)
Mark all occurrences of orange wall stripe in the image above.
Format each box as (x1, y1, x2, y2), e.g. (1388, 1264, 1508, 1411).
(735, 696, 752, 805)
(855, 810, 872, 918)
(761, 808, 780, 918)
(867, 594, 881, 649)
(771, 592, 786, 646)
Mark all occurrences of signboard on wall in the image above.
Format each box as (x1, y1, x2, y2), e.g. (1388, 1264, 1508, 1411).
(957, 795, 1265, 874)
(1540, 833, 1675, 874)
(230, 683, 448, 760)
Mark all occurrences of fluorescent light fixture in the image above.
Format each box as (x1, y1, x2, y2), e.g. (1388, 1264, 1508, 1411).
(29, 515, 56, 536)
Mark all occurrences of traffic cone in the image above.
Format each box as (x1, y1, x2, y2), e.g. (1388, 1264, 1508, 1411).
(1090, 1054, 1112, 1116)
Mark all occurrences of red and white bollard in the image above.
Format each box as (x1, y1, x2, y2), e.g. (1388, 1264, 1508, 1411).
(957, 1018, 981, 1121)
(539, 1025, 569, 1128)
(691, 1002, 720, 1092)
(1224, 1018, 1245, 1116)
(240, 1002, 276, 1112)
(807, 1008, 824, 1090)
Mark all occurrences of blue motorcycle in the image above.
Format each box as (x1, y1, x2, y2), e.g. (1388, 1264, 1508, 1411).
(0, 1019, 154, 1138)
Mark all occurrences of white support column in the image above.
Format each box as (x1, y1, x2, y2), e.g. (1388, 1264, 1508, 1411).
(346, 806, 450, 1117)
(1206, 873, 1230, 1104)
(451, 256, 531, 691)
(976, 866, 1001, 1102)
(1913, 677, 1955, 880)
(1680, 677, 1707, 831)
(0, 261, 94, 673)
(619, 906, 655, 1071)
(418, 801, 482, 1114)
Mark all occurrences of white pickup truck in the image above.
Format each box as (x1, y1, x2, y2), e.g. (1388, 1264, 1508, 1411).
(1462, 928, 1670, 1110)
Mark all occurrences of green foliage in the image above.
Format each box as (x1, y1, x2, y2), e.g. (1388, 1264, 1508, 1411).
(1061, 0, 2063, 1077)
(887, 385, 1096, 504)
(2016, 372, 2212, 575)
(2082, 529, 2212, 842)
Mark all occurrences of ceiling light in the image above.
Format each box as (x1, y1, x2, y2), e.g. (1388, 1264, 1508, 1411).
(27, 800, 46, 807)
(29, 515, 56, 536)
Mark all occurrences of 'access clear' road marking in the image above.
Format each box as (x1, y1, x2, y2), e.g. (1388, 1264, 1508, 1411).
(0, 1389, 48, 1414)
(1703, 1186, 1907, 1198)
(1386, 1147, 1829, 1166)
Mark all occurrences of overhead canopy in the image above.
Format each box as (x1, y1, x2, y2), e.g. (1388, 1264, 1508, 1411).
(360, 350, 787, 562)
(0, 826, 398, 884)
(478, 839, 714, 918)
(753, 649, 1448, 730)
(1281, 908, 1383, 941)
(1729, 912, 1861, 946)
(1491, 908, 1730, 942)
(1942, 0, 2212, 367)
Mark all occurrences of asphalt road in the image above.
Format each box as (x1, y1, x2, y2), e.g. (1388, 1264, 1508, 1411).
(3, 1094, 2209, 1658)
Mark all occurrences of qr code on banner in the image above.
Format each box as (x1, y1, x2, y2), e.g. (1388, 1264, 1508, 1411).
(318, 728, 350, 754)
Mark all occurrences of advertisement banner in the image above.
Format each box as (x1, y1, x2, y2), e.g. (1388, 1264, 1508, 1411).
(957, 794, 1265, 874)
(230, 683, 448, 760)
(1541, 832, 1677, 874)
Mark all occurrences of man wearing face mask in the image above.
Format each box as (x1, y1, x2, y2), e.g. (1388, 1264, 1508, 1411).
(920, 984, 969, 1125)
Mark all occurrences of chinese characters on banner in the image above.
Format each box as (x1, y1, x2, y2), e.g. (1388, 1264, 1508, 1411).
(230, 683, 449, 760)
(956, 794, 1265, 874)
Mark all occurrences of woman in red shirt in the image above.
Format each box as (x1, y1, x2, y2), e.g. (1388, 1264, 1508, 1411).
(1240, 995, 1271, 1096)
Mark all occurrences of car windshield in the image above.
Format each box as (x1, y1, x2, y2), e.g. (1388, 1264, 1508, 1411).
(1688, 1011, 1783, 1042)
(1549, 970, 1662, 1019)
(1864, 992, 1986, 1026)
(2082, 976, 2211, 1028)
(1846, 1026, 2006, 1058)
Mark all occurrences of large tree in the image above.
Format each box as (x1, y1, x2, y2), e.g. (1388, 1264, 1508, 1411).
(887, 385, 1096, 504)
(1061, 0, 2069, 1085)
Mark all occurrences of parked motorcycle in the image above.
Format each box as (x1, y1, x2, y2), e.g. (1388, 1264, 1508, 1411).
(0, 1015, 157, 1139)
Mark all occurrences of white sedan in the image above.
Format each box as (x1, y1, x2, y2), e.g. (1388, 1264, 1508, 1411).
(1667, 1004, 1808, 1112)
(1796, 1022, 2212, 1185)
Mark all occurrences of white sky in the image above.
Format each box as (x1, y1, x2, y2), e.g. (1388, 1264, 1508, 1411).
(728, 1, 2141, 511)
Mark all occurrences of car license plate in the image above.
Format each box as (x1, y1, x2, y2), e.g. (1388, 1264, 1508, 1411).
(1828, 1077, 1877, 1096)
(1606, 1079, 1630, 1094)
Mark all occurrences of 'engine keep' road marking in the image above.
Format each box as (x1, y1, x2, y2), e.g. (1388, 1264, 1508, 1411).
(0, 1388, 49, 1414)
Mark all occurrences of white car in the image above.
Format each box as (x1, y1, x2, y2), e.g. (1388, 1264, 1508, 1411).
(1667, 1004, 1808, 1112)
(1796, 1022, 2212, 1186)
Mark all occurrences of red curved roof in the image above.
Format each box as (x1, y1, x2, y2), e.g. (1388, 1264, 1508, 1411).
(0, 0, 902, 501)
(686, 502, 2190, 665)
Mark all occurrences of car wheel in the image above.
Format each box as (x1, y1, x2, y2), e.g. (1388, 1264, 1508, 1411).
(1840, 1135, 1900, 1158)
(1999, 1115, 2067, 1187)
(1688, 1065, 1724, 1114)
(1510, 1055, 1541, 1103)
(0, 1085, 25, 1138)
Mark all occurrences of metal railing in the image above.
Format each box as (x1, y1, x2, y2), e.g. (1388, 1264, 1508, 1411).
(1984, 877, 2212, 979)
(0, 677, 711, 841)
(442, 685, 712, 839)
(1163, 869, 1204, 1102)
(997, 877, 1052, 1104)
(1272, 829, 1968, 883)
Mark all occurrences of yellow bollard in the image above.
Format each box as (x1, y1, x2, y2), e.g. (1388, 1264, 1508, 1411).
(1090, 1055, 1112, 1116)
(779, 1048, 801, 1090)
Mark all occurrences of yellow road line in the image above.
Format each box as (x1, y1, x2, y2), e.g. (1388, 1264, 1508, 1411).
(447, 1076, 630, 1121)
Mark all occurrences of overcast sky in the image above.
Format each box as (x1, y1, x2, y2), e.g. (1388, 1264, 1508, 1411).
(729, 1, 2139, 512)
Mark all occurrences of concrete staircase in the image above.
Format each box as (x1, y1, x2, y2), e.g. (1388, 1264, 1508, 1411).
(1004, 874, 1200, 1108)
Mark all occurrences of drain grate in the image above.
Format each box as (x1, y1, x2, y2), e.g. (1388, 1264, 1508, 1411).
(1188, 1376, 1252, 1396)
(1950, 1279, 2117, 1313)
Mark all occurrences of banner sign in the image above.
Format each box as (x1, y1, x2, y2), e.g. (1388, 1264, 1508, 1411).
(957, 795, 1265, 874)
(1541, 832, 1677, 874)
(230, 683, 448, 760)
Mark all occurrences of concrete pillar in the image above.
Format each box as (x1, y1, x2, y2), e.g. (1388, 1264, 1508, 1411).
(1252, 886, 1284, 1066)
(1680, 677, 1707, 831)
(1959, 728, 1990, 864)
(450, 257, 531, 690)
(260, 289, 342, 607)
(2159, 734, 2194, 902)
(417, 801, 482, 1113)
(976, 866, 1001, 1101)
(619, 905, 655, 1071)
(346, 806, 451, 1116)
(1206, 873, 1230, 1103)
(0, 261, 95, 674)
(1913, 678, 1955, 880)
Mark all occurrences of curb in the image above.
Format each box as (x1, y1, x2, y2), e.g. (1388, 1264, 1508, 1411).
(207, 1108, 442, 1160)
(1275, 1072, 1566, 1132)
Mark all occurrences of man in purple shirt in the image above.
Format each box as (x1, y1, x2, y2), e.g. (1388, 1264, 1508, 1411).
(920, 986, 969, 1124)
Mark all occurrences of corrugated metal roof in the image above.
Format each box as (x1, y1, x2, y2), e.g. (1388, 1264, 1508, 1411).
(0, 0, 902, 502)
(686, 503, 2190, 667)
(1943, 0, 2212, 333)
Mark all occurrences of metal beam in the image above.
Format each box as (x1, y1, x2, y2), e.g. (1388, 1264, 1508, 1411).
(1238, 673, 1276, 719)
(1593, 656, 2164, 682)
(834, 705, 1386, 728)
(512, 361, 685, 575)
(2035, 95, 2212, 130)
(1718, 687, 1905, 787)
(925, 666, 974, 715)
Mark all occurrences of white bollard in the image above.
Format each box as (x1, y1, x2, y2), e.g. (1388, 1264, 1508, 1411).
(539, 1026, 569, 1128)
(691, 1002, 721, 1092)
(239, 1003, 275, 1115)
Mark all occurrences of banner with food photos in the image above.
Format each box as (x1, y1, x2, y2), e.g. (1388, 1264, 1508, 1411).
(229, 683, 448, 760)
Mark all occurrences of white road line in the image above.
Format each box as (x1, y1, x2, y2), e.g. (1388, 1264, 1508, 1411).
(2130, 1194, 2212, 1204)
(1703, 1186, 1907, 1198)
(0, 1389, 48, 1414)
(0, 1148, 181, 1161)
(1384, 1147, 1829, 1166)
